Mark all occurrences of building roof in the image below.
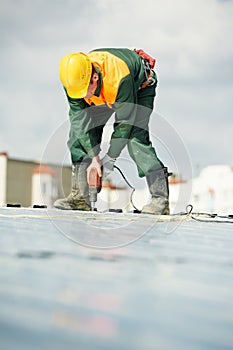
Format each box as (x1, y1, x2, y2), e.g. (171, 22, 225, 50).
(0, 207, 233, 350)
(33, 164, 57, 176)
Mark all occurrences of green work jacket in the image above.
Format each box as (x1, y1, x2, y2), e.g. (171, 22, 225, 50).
(64, 48, 148, 162)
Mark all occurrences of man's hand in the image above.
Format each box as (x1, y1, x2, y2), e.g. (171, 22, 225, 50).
(101, 154, 116, 178)
(87, 156, 102, 185)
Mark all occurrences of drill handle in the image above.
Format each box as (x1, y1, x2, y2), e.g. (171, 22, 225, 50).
(88, 167, 102, 190)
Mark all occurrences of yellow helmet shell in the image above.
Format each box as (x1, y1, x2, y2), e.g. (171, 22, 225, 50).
(59, 52, 92, 98)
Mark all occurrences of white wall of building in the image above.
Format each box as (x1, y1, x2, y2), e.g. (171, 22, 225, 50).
(32, 172, 58, 208)
(169, 182, 192, 214)
(97, 187, 133, 212)
(0, 154, 7, 205)
(97, 185, 149, 212)
(191, 165, 233, 214)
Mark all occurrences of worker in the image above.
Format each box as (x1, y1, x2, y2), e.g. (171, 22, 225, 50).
(54, 48, 170, 214)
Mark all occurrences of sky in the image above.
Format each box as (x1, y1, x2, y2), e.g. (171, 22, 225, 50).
(0, 0, 233, 179)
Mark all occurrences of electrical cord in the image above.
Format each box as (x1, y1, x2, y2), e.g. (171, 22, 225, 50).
(185, 204, 233, 223)
(113, 165, 140, 212)
(114, 165, 192, 215)
(113, 166, 233, 223)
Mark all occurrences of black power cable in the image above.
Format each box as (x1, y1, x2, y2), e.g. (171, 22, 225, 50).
(113, 166, 233, 223)
(185, 205, 233, 223)
(113, 165, 140, 212)
(114, 166, 191, 215)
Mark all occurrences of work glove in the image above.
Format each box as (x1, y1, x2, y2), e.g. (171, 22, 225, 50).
(101, 154, 116, 178)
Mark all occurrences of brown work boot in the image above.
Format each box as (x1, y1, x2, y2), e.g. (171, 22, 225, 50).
(54, 162, 91, 211)
(142, 167, 170, 215)
(53, 192, 91, 210)
(141, 197, 169, 215)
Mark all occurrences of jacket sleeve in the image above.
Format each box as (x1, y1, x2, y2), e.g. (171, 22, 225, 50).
(66, 91, 101, 161)
(107, 75, 137, 158)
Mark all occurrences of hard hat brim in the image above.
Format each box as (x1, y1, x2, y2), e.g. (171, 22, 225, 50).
(66, 85, 88, 99)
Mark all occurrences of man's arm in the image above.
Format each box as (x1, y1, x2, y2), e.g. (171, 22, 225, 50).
(66, 91, 101, 162)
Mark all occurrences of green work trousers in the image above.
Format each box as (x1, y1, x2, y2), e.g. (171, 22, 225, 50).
(71, 83, 164, 178)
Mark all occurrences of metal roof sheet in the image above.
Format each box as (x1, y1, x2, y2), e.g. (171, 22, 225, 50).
(0, 207, 233, 350)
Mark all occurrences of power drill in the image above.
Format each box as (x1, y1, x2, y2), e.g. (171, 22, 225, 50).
(88, 167, 102, 211)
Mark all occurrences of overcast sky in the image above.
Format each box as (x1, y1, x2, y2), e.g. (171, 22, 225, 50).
(0, 0, 232, 178)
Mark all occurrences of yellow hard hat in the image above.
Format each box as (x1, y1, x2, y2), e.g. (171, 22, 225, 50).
(59, 52, 92, 98)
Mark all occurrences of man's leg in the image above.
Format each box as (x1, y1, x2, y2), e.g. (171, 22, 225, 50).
(127, 84, 170, 214)
(54, 105, 113, 210)
(53, 160, 92, 210)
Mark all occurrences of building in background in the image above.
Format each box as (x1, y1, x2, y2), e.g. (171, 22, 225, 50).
(32, 164, 58, 208)
(97, 180, 129, 212)
(0, 152, 7, 205)
(168, 174, 191, 214)
(0, 152, 71, 208)
(190, 165, 233, 215)
(1, 152, 232, 214)
(165, 165, 233, 215)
